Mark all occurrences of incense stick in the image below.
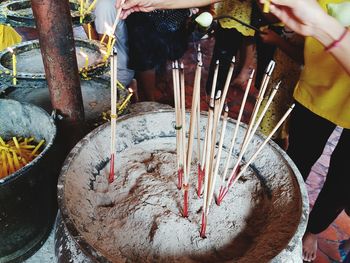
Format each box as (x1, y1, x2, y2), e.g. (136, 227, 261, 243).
(199, 59, 219, 192)
(195, 46, 203, 191)
(207, 104, 228, 211)
(224, 82, 281, 190)
(172, 61, 183, 189)
(220, 85, 287, 202)
(201, 98, 214, 238)
(111, 0, 125, 38)
(180, 62, 190, 217)
(217, 69, 255, 204)
(218, 56, 235, 116)
(109, 45, 118, 184)
(241, 61, 275, 152)
(180, 63, 187, 181)
(186, 54, 202, 192)
(225, 104, 295, 195)
(210, 60, 220, 99)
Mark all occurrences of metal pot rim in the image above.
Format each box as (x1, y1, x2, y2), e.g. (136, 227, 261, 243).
(0, 98, 57, 185)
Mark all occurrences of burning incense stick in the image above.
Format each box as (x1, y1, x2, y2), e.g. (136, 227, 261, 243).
(217, 69, 255, 204)
(109, 45, 118, 184)
(111, 0, 125, 38)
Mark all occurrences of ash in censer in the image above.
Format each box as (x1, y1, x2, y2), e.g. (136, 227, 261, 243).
(61, 111, 303, 263)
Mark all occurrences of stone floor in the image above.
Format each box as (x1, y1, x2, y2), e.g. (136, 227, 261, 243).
(306, 127, 350, 263)
(15, 26, 350, 263)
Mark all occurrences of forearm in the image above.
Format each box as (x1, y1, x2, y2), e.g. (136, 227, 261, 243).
(312, 12, 350, 75)
(151, 0, 221, 9)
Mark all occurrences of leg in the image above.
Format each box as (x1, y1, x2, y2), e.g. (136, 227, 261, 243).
(287, 102, 336, 180)
(303, 129, 350, 261)
(136, 70, 156, 102)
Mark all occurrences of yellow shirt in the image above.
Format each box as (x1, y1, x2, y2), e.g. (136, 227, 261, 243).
(215, 0, 254, 37)
(0, 25, 22, 51)
(293, 0, 350, 128)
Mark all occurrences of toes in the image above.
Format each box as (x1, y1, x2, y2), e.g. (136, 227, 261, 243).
(311, 252, 316, 261)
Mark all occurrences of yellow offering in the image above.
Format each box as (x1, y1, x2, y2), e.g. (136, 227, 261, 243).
(0, 136, 45, 179)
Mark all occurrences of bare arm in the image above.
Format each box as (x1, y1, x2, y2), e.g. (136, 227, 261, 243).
(259, 29, 304, 64)
(260, 0, 350, 74)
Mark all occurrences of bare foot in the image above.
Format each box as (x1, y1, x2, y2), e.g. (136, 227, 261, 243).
(302, 232, 318, 262)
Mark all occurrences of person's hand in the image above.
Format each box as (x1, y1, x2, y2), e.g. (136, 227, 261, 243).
(259, 0, 326, 37)
(116, 0, 157, 19)
(259, 28, 281, 45)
